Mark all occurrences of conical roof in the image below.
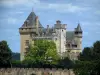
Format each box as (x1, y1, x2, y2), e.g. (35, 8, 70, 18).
(21, 11, 43, 28)
(76, 23, 82, 32)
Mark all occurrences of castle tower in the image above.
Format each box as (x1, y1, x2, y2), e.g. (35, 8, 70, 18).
(74, 23, 82, 52)
(19, 11, 43, 61)
(54, 20, 67, 57)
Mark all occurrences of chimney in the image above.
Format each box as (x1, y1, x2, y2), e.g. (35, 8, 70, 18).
(47, 25, 49, 33)
(56, 20, 61, 24)
(36, 16, 39, 35)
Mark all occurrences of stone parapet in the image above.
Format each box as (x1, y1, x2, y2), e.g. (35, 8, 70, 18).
(0, 68, 75, 75)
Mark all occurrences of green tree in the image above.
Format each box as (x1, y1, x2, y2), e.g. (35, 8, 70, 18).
(24, 40, 60, 67)
(58, 57, 74, 69)
(79, 47, 92, 61)
(93, 41, 100, 60)
(74, 40, 100, 75)
(0, 40, 12, 67)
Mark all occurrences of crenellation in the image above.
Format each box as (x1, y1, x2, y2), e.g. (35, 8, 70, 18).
(0, 68, 75, 75)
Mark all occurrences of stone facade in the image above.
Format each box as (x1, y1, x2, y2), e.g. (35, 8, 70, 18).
(19, 11, 82, 61)
(0, 68, 75, 75)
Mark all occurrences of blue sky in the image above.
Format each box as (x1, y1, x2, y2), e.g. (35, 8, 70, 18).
(0, 0, 100, 52)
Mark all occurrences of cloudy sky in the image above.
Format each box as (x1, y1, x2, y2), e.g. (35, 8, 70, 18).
(0, 0, 100, 52)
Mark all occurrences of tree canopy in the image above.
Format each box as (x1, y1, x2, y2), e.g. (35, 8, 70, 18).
(24, 40, 60, 66)
(0, 40, 12, 67)
(74, 40, 100, 75)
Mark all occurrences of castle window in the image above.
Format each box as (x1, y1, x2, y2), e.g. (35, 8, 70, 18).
(25, 40, 29, 46)
(25, 48, 29, 52)
(72, 44, 77, 48)
(55, 38, 57, 40)
(62, 30, 63, 32)
(67, 44, 70, 47)
(24, 52, 28, 56)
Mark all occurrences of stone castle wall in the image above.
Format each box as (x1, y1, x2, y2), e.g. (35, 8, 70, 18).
(0, 68, 75, 75)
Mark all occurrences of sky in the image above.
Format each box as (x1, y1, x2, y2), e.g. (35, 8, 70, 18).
(0, 0, 100, 52)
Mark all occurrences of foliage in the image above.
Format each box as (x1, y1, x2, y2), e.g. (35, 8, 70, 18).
(0, 40, 12, 67)
(79, 47, 93, 61)
(24, 40, 60, 67)
(74, 40, 100, 75)
(12, 52, 20, 60)
(58, 57, 74, 69)
(92, 41, 100, 60)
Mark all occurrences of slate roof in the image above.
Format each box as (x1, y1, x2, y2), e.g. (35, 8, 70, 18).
(75, 23, 82, 32)
(42, 28, 54, 36)
(66, 31, 74, 40)
(21, 11, 43, 28)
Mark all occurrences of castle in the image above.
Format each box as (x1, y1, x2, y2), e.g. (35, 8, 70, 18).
(19, 11, 82, 61)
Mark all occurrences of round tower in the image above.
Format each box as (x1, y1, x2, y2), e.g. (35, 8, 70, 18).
(74, 23, 82, 51)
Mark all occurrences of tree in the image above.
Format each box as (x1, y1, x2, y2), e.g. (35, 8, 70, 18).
(74, 40, 100, 75)
(93, 41, 100, 60)
(12, 52, 20, 60)
(24, 40, 60, 67)
(79, 47, 93, 61)
(58, 57, 74, 69)
(0, 40, 12, 67)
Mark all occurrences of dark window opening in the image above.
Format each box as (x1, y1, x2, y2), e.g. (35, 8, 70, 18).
(25, 40, 29, 46)
(25, 48, 29, 52)
(55, 38, 57, 40)
(72, 44, 77, 47)
(24, 52, 28, 56)
(67, 44, 70, 47)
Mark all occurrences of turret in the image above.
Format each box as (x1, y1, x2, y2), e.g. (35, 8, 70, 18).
(75, 23, 82, 35)
(74, 23, 82, 50)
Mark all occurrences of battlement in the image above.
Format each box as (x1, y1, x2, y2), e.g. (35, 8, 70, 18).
(32, 36, 53, 40)
(0, 68, 75, 75)
(19, 28, 36, 34)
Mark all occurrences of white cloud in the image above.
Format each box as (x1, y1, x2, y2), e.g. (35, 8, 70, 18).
(8, 11, 24, 14)
(15, 11, 24, 14)
(7, 17, 17, 24)
(95, 10, 100, 15)
(34, 3, 88, 13)
(95, 31, 100, 34)
(0, 0, 40, 7)
(83, 31, 89, 36)
(47, 3, 87, 13)
(0, 16, 23, 25)
(0, 0, 89, 13)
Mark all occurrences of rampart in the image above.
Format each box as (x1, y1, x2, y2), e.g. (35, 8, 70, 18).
(0, 68, 75, 75)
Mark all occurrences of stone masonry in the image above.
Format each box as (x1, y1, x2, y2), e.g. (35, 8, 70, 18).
(0, 68, 75, 75)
